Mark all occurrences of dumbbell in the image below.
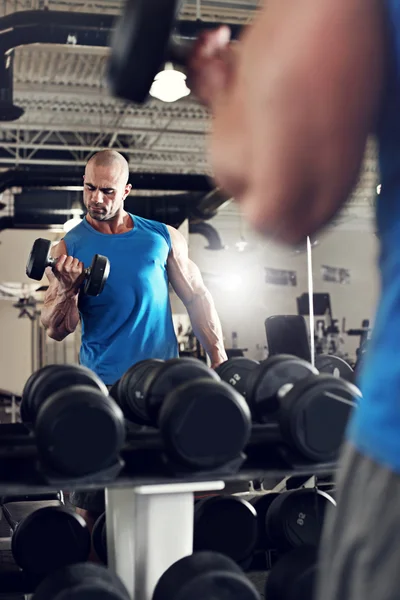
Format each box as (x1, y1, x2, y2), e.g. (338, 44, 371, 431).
(152, 551, 259, 600)
(246, 354, 360, 462)
(215, 357, 260, 399)
(265, 545, 317, 600)
(264, 488, 335, 554)
(249, 492, 280, 551)
(111, 358, 165, 425)
(26, 238, 110, 296)
(193, 496, 258, 568)
(114, 357, 252, 471)
(1, 503, 90, 576)
(314, 354, 354, 382)
(109, 0, 192, 105)
(32, 563, 130, 600)
(92, 512, 107, 565)
(21, 364, 125, 477)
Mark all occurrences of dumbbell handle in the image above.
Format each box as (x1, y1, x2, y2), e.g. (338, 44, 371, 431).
(1, 504, 18, 531)
(168, 36, 194, 66)
(168, 33, 238, 67)
(46, 256, 91, 276)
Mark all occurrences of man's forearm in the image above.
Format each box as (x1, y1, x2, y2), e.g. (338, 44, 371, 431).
(186, 289, 227, 367)
(41, 284, 80, 341)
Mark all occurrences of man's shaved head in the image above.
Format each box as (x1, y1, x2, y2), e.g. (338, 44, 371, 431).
(86, 150, 130, 185)
(83, 150, 132, 222)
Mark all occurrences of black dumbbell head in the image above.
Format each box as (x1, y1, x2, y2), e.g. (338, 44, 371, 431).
(108, 0, 181, 104)
(21, 365, 55, 424)
(215, 358, 259, 398)
(117, 359, 165, 425)
(109, 379, 120, 402)
(265, 489, 335, 553)
(35, 385, 126, 476)
(32, 562, 130, 600)
(22, 364, 108, 425)
(194, 496, 258, 564)
(26, 238, 52, 281)
(153, 551, 260, 600)
(265, 545, 317, 600)
(159, 378, 252, 470)
(83, 254, 110, 296)
(314, 354, 354, 382)
(92, 512, 107, 565)
(246, 355, 318, 422)
(249, 492, 280, 550)
(12, 506, 90, 576)
(279, 374, 360, 462)
(144, 358, 220, 425)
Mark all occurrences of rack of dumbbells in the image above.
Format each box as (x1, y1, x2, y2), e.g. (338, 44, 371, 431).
(0, 354, 359, 599)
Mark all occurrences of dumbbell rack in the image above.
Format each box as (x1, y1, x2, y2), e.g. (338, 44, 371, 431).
(105, 481, 225, 600)
(0, 423, 337, 599)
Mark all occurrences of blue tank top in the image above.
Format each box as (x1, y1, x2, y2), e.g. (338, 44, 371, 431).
(349, 1, 400, 471)
(63, 215, 179, 385)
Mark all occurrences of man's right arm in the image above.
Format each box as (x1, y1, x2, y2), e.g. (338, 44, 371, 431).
(41, 240, 84, 342)
(188, 0, 385, 244)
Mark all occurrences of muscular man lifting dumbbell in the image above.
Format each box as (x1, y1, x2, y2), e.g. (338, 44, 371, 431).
(41, 150, 227, 380)
(40, 149, 227, 544)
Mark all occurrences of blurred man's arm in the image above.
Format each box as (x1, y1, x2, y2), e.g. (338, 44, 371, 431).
(189, 0, 386, 243)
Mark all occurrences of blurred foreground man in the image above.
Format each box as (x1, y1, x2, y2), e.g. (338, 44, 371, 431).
(188, 2, 400, 598)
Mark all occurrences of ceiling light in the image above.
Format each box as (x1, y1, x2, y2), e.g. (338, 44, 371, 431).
(150, 63, 191, 103)
(63, 217, 82, 233)
(235, 239, 248, 252)
(376, 184, 381, 195)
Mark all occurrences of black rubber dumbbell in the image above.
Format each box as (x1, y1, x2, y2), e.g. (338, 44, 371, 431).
(249, 492, 280, 551)
(32, 562, 130, 600)
(264, 488, 335, 554)
(116, 357, 252, 471)
(92, 512, 107, 565)
(265, 545, 317, 600)
(215, 357, 260, 399)
(314, 354, 354, 382)
(1, 504, 90, 576)
(246, 354, 360, 462)
(193, 496, 258, 568)
(112, 358, 165, 425)
(153, 551, 260, 600)
(21, 364, 126, 477)
(26, 238, 110, 296)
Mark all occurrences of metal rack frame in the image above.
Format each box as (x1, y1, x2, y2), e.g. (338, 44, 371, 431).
(106, 481, 225, 600)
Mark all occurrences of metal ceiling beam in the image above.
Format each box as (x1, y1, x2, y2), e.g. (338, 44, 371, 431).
(0, 168, 214, 193)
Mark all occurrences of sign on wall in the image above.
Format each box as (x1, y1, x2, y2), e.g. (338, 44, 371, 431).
(321, 265, 351, 284)
(265, 267, 297, 287)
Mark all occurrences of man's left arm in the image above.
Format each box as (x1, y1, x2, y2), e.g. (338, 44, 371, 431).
(166, 226, 227, 369)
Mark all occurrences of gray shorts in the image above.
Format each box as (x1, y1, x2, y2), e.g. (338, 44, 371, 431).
(316, 442, 400, 600)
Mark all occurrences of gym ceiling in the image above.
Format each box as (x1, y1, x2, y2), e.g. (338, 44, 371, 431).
(0, 0, 377, 231)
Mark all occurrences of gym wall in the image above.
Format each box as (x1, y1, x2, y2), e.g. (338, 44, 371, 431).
(186, 208, 378, 361)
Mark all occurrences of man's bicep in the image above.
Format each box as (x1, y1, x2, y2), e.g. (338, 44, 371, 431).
(228, 0, 386, 242)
